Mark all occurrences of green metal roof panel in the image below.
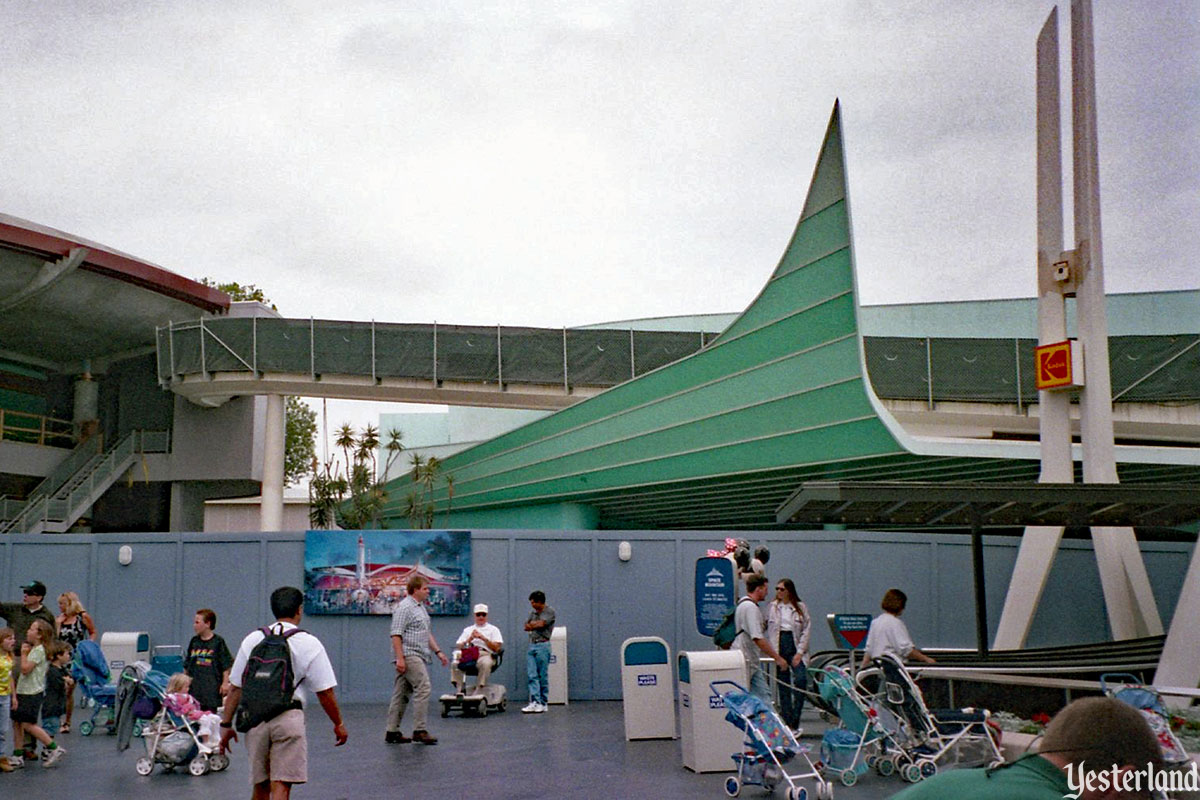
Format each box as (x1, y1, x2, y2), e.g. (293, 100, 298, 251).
(378, 104, 917, 528)
(372, 103, 1199, 530)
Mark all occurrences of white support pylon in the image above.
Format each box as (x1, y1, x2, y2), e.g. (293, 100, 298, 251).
(261, 393, 285, 532)
(995, 0, 1161, 649)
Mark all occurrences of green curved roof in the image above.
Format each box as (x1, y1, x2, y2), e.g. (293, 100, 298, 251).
(377, 104, 1200, 530)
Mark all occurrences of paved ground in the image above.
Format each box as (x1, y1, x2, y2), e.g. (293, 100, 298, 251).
(3, 701, 916, 800)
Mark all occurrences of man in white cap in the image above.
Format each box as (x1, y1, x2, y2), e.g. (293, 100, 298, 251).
(451, 604, 503, 695)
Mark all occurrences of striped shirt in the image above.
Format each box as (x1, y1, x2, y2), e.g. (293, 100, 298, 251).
(390, 596, 432, 663)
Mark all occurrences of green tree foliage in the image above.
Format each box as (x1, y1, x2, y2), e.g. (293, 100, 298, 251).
(199, 278, 277, 310)
(309, 425, 405, 529)
(197, 278, 313, 484)
(284, 397, 317, 486)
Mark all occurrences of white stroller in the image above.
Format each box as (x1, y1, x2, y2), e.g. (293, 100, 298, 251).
(117, 666, 229, 777)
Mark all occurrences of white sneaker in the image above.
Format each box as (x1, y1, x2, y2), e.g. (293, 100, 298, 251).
(521, 702, 540, 713)
(8, 756, 24, 769)
(534, 703, 548, 713)
(42, 747, 66, 768)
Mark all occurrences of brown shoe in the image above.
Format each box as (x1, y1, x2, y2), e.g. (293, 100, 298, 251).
(0, 758, 13, 773)
(384, 731, 411, 744)
(411, 730, 438, 745)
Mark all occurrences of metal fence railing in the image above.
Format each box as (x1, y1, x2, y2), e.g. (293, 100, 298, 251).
(156, 317, 718, 391)
(156, 318, 1200, 407)
(1, 430, 169, 534)
(0, 409, 74, 447)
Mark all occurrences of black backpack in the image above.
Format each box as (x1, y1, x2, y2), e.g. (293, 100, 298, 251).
(712, 598, 754, 650)
(234, 626, 305, 732)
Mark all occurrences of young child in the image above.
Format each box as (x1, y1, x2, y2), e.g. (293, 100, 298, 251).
(164, 672, 222, 751)
(40, 641, 74, 739)
(0, 627, 15, 772)
(12, 619, 65, 768)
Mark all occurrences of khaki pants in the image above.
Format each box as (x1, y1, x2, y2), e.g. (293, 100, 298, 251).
(387, 657, 431, 733)
(451, 652, 495, 691)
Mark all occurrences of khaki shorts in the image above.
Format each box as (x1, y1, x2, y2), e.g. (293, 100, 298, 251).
(246, 708, 307, 786)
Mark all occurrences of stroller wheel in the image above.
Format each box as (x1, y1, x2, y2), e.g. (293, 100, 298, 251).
(902, 763, 923, 783)
(840, 769, 858, 787)
(132, 720, 144, 738)
(919, 760, 937, 779)
(497, 698, 507, 712)
(135, 757, 154, 776)
(475, 700, 487, 717)
(209, 753, 230, 772)
(786, 786, 808, 800)
(189, 755, 210, 776)
(876, 757, 895, 776)
(724, 775, 741, 797)
(79, 720, 95, 736)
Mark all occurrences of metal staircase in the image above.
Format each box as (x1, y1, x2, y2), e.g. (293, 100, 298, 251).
(0, 430, 169, 534)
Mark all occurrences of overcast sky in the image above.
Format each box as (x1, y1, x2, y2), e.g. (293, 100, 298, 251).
(2, 1, 1195, 331)
(3, 2, 1196, 463)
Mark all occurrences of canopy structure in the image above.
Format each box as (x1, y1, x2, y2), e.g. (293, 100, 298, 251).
(777, 480, 1200, 656)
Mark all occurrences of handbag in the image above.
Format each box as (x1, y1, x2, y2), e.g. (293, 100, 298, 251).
(458, 646, 480, 670)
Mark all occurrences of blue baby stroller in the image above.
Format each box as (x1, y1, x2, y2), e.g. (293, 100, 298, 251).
(713, 680, 832, 800)
(1101, 674, 1191, 768)
(810, 664, 894, 787)
(71, 640, 118, 735)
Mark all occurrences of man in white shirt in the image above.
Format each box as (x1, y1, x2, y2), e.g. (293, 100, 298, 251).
(733, 574, 788, 702)
(219, 586, 347, 800)
(452, 603, 503, 694)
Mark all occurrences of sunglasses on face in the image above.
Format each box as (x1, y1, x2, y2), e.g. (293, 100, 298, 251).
(475, 612, 487, 617)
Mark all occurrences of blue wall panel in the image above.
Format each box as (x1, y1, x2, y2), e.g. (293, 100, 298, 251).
(1, 530, 1192, 702)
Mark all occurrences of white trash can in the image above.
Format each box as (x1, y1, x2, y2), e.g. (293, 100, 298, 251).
(548, 625, 568, 705)
(100, 631, 150, 680)
(620, 637, 676, 740)
(677, 650, 746, 773)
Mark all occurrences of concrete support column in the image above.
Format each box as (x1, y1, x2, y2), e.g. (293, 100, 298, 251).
(261, 394, 285, 532)
(73, 371, 100, 442)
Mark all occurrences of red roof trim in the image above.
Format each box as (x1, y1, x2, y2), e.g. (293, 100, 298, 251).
(0, 215, 229, 313)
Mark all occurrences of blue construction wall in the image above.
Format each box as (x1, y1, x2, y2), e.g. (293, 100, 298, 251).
(0, 529, 1192, 702)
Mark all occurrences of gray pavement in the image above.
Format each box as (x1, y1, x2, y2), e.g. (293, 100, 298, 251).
(3, 701, 912, 800)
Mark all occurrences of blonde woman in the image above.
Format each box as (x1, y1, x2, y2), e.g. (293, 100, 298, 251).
(55, 591, 96, 734)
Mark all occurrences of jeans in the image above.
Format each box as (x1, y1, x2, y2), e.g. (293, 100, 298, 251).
(42, 715, 62, 738)
(0, 694, 10, 757)
(526, 642, 550, 705)
(749, 666, 772, 704)
(776, 630, 807, 729)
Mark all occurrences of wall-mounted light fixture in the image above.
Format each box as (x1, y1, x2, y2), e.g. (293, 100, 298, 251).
(118, 545, 133, 566)
(618, 540, 632, 562)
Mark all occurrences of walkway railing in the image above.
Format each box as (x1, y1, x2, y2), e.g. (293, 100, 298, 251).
(1, 430, 169, 534)
(0, 408, 74, 447)
(157, 317, 715, 392)
(156, 318, 1200, 406)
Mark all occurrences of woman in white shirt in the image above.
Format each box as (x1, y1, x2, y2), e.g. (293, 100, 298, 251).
(862, 588, 935, 668)
(766, 578, 811, 731)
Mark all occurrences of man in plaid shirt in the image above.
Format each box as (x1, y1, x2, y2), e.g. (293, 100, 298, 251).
(385, 574, 448, 745)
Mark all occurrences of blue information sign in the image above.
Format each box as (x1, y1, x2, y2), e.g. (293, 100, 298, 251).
(695, 557, 735, 636)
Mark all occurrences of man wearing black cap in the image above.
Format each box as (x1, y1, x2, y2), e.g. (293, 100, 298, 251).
(0, 581, 57, 646)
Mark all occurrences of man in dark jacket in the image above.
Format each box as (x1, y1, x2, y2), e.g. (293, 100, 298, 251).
(0, 580, 57, 649)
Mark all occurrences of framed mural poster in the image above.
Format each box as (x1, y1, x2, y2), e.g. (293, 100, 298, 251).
(304, 530, 471, 616)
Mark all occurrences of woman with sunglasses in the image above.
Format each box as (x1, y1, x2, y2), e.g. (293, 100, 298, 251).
(766, 579, 811, 733)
